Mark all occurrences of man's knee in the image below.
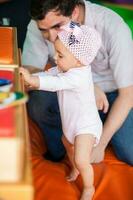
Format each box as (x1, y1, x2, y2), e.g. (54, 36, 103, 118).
(124, 155, 133, 166)
(44, 131, 66, 162)
(27, 90, 60, 125)
(115, 146, 133, 165)
(112, 141, 133, 165)
(111, 109, 133, 165)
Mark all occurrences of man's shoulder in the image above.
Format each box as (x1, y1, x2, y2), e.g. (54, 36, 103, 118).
(27, 19, 46, 38)
(85, 0, 123, 24)
(27, 19, 38, 30)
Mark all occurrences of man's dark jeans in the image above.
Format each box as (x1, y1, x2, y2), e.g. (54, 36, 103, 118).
(27, 90, 133, 165)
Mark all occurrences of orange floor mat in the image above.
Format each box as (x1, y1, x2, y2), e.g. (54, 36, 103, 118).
(28, 118, 133, 200)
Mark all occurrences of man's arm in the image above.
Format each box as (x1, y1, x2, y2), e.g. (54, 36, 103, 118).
(91, 85, 133, 163)
(22, 19, 56, 89)
(22, 20, 54, 70)
(23, 65, 44, 74)
(101, 19, 133, 147)
(99, 86, 133, 147)
(91, 13, 133, 163)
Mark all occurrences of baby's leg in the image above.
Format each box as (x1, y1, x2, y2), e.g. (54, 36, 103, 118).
(62, 135, 79, 181)
(74, 134, 95, 200)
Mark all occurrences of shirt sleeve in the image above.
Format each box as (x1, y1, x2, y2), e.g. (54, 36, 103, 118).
(33, 67, 59, 76)
(22, 20, 54, 69)
(108, 20, 133, 88)
(38, 70, 83, 92)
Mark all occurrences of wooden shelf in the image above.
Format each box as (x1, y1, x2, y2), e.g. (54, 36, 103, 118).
(0, 27, 34, 200)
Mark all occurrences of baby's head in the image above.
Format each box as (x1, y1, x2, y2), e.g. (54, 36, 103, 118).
(54, 21, 101, 72)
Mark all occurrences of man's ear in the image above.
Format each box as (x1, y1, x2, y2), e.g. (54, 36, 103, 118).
(71, 6, 80, 21)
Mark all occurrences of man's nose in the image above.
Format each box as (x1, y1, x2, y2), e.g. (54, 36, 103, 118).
(48, 29, 58, 42)
(54, 53, 58, 63)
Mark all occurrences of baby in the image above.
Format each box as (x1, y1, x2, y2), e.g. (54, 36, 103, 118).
(20, 21, 102, 200)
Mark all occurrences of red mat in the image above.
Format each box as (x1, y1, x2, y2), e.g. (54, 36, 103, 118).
(28, 118, 133, 200)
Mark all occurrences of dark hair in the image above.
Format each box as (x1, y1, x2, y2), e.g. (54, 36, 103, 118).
(31, 0, 84, 20)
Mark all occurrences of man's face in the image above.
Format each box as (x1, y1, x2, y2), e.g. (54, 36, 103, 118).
(37, 11, 71, 42)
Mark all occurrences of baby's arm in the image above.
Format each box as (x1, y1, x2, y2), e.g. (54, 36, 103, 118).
(20, 67, 81, 92)
(20, 67, 40, 88)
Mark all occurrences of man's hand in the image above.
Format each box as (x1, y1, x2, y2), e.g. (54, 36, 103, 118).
(94, 84, 109, 113)
(90, 144, 105, 163)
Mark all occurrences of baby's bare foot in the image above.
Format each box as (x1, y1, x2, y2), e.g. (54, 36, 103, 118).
(67, 169, 79, 182)
(80, 186, 95, 200)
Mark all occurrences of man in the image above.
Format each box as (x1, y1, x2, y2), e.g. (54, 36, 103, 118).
(22, 0, 133, 164)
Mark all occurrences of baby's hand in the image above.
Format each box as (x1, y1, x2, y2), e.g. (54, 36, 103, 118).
(19, 67, 31, 84)
(20, 67, 39, 89)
